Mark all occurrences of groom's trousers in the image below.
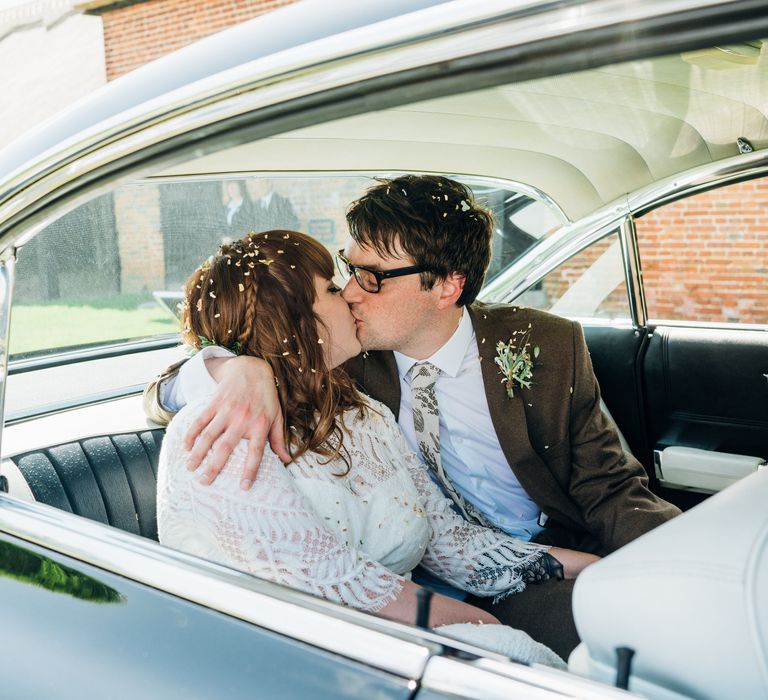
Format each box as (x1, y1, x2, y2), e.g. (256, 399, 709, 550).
(469, 526, 605, 662)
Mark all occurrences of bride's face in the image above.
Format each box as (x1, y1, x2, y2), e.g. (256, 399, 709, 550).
(312, 274, 362, 368)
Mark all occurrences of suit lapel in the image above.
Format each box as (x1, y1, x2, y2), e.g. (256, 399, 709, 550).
(468, 304, 550, 503)
(363, 350, 401, 418)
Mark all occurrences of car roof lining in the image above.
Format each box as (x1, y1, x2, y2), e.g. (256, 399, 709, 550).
(158, 44, 768, 221)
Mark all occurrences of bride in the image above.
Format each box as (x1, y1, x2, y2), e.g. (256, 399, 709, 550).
(157, 230, 597, 667)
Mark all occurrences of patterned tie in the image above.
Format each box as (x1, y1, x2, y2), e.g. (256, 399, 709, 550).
(410, 362, 493, 527)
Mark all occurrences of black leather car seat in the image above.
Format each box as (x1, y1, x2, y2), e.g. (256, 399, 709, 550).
(5, 430, 164, 541)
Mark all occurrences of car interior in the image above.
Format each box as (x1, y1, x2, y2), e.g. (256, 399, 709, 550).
(1, 24, 767, 700)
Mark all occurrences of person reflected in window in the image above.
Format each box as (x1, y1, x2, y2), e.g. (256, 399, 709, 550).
(222, 180, 249, 235)
(245, 178, 299, 232)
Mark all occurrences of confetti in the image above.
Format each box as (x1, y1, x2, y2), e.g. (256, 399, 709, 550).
(238, 283, 244, 292)
(317, 339, 324, 344)
(209, 291, 216, 298)
(214, 313, 220, 318)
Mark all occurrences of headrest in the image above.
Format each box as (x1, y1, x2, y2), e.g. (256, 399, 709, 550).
(572, 468, 768, 700)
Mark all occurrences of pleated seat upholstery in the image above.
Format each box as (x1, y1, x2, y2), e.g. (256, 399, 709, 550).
(10, 430, 164, 541)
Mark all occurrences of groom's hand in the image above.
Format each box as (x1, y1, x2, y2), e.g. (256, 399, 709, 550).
(183, 356, 290, 489)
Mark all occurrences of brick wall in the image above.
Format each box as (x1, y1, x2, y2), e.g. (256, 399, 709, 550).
(115, 184, 165, 292)
(90, 0, 298, 80)
(517, 178, 768, 325)
(636, 179, 768, 325)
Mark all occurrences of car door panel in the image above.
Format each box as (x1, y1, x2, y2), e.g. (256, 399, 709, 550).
(583, 324, 652, 474)
(643, 326, 768, 502)
(0, 533, 414, 700)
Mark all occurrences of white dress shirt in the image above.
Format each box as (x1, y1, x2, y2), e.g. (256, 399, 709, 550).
(395, 310, 543, 541)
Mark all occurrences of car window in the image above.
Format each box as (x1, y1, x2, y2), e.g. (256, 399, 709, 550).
(512, 232, 630, 322)
(635, 178, 768, 326)
(10, 174, 563, 359)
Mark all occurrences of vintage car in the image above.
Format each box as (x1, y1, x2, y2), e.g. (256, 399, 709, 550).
(0, 0, 766, 698)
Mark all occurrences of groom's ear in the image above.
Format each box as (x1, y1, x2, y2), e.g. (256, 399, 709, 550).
(435, 272, 466, 309)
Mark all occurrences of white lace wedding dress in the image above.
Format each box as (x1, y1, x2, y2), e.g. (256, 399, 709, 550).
(157, 397, 566, 668)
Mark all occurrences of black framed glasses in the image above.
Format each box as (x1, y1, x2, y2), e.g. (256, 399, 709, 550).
(336, 251, 433, 294)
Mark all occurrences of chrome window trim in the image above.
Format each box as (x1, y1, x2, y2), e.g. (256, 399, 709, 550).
(8, 336, 179, 375)
(0, 251, 15, 433)
(2, 384, 145, 427)
(141, 171, 571, 226)
(0, 0, 754, 246)
(480, 206, 625, 304)
(646, 319, 768, 333)
(483, 150, 768, 312)
(421, 655, 631, 699)
(627, 152, 768, 218)
(0, 495, 441, 679)
(618, 214, 646, 329)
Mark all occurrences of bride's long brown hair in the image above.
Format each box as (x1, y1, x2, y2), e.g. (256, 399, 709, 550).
(181, 230, 367, 468)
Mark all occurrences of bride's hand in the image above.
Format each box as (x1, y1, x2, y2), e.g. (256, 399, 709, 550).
(183, 355, 291, 489)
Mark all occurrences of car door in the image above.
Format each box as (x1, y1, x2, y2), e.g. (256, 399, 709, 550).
(0, 529, 416, 700)
(633, 177, 768, 509)
(497, 176, 768, 511)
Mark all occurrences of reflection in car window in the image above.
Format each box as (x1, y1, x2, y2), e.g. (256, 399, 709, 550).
(514, 233, 630, 322)
(479, 187, 564, 285)
(10, 174, 563, 359)
(636, 178, 768, 326)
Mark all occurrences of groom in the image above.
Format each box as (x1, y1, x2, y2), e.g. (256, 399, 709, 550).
(146, 174, 679, 657)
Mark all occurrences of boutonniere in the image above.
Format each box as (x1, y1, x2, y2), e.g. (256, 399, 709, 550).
(494, 330, 539, 398)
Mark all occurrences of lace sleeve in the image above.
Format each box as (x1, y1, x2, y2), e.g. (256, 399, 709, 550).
(158, 403, 404, 612)
(377, 410, 549, 599)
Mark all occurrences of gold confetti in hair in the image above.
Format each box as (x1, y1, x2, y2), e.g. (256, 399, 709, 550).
(181, 229, 366, 471)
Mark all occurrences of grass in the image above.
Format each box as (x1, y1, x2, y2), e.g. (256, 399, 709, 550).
(9, 294, 181, 357)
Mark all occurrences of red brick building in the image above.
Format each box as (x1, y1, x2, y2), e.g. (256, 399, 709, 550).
(77, 0, 298, 80)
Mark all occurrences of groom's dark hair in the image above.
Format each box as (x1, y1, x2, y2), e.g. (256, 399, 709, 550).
(346, 174, 494, 306)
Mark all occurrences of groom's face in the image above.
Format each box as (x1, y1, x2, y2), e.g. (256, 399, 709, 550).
(340, 239, 440, 355)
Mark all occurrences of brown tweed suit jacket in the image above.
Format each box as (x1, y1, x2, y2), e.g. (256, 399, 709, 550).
(343, 302, 679, 553)
(144, 301, 679, 553)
